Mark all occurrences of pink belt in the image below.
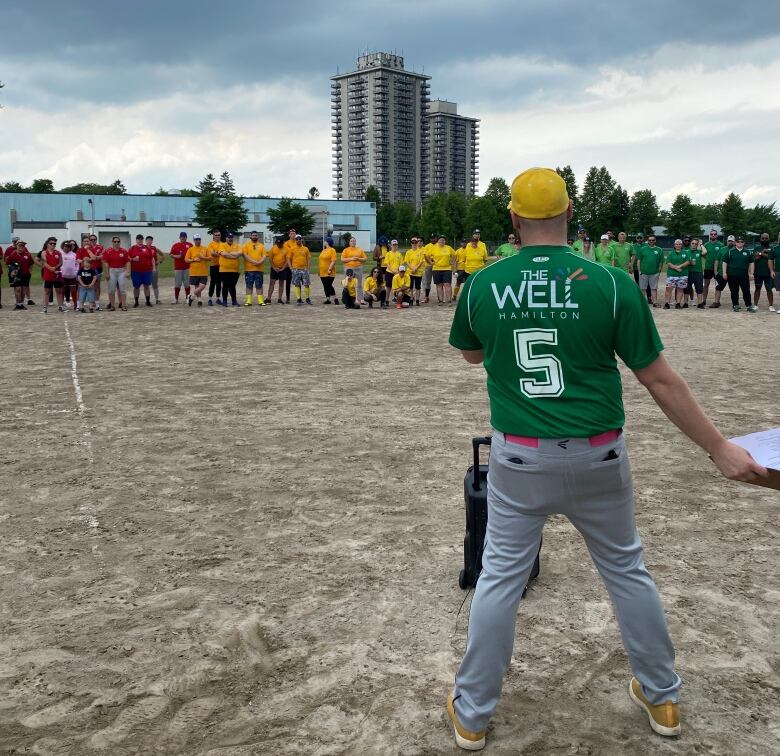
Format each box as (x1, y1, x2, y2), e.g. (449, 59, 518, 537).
(504, 429, 621, 448)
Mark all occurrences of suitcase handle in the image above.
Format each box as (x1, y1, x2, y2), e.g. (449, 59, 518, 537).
(471, 436, 492, 491)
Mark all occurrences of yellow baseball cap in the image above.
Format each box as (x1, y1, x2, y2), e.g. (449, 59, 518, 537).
(507, 167, 569, 219)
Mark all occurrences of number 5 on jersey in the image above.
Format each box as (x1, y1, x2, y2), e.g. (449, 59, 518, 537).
(514, 328, 564, 398)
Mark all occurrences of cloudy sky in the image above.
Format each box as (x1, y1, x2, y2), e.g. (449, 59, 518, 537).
(2, 1, 779, 207)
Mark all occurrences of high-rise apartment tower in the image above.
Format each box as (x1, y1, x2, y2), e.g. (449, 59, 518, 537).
(427, 100, 480, 196)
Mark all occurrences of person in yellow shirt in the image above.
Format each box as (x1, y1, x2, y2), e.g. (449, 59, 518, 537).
(404, 237, 426, 307)
(382, 239, 404, 309)
(392, 265, 413, 309)
(276, 227, 298, 303)
(206, 230, 226, 306)
(218, 232, 242, 307)
(242, 231, 267, 306)
(341, 268, 360, 309)
(422, 233, 437, 303)
(464, 237, 489, 280)
(184, 234, 210, 307)
(267, 236, 290, 304)
(363, 266, 386, 308)
(340, 236, 367, 304)
(453, 239, 468, 302)
(430, 235, 456, 304)
(318, 236, 338, 305)
(373, 235, 389, 273)
(470, 229, 489, 257)
(289, 234, 313, 305)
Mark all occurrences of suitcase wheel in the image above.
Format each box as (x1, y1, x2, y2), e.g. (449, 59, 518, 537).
(458, 569, 468, 590)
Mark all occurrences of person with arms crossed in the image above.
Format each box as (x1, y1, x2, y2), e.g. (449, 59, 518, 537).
(751, 232, 774, 311)
(267, 236, 289, 304)
(184, 235, 209, 306)
(404, 237, 426, 306)
(242, 231, 268, 306)
(687, 238, 706, 308)
(318, 236, 338, 305)
(570, 228, 586, 256)
(218, 232, 242, 307)
(710, 234, 735, 309)
(446, 167, 766, 751)
(39, 237, 65, 313)
(170, 231, 192, 304)
(722, 236, 756, 313)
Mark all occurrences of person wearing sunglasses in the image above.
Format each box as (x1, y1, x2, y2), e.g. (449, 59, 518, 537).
(39, 237, 65, 313)
(103, 237, 130, 311)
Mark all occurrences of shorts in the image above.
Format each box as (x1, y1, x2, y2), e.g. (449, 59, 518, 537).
(775, 273, 780, 291)
(754, 273, 774, 291)
(384, 271, 395, 288)
(638, 273, 660, 291)
(433, 270, 451, 285)
(78, 286, 96, 304)
(174, 269, 190, 287)
(291, 268, 310, 287)
(410, 275, 422, 290)
(456, 270, 468, 285)
(131, 271, 153, 288)
(665, 275, 688, 289)
(108, 268, 127, 293)
(190, 275, 207, 286)
(703, 269, 715, 280)
(13, 273, 31, 288)
(245, 270, 264, 289)
(715, 274, 727, 292)
(43, 279, 63, 289)
(270, 268, 289, 281)
(688, 271, 704, 294)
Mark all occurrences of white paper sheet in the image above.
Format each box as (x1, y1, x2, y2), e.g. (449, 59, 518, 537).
(730, 427, 780, 470)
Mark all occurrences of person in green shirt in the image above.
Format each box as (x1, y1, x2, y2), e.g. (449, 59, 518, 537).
(722, 236, 756, 312)
(611, 232, 633, 273)
(710, 235, 735, 308)
(446, 166, 765, 752)
(769, 239, 780, 313)
(663, 239, 691, 309)
(631, 234, 650, 301)
(595, 234, 612, 264)
(570, 228, 587, 255)
(686, 238, 705, 308)
(494, 233, 520, 258)
(702, 229, 723, 305)
(752, 232, 774, 311)
(636, 237, 664, 306)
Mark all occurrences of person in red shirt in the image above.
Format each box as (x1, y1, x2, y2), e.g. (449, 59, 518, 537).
(6, 237, 35, 305)
(169, 231, 192, 304)
(144, 235, 164, 304)
(5, 239, 35, 310)
(129, 234, 155, 307)
(103, 236, 130, 311)
(88, 233, 104, 308)
(39, 237, 65, 313)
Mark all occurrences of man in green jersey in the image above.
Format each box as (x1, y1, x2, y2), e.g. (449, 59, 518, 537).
(770, 237, 780, 314)
(752, 232, 774, 311)
(702, 229, 723, 305)
(445, 167, 765, 751)
(611, 231, 633, 273)
(663, 239, 690, 309)
(636, 236, 664, 306)
(494, 233, 520, 258)
(595, 234, 613, 264)
(710, 234, 735, 308)
(571, 228, 587, 255)
(722, 236, 756, 312)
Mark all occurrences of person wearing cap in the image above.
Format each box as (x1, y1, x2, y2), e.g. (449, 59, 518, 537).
(318, 236, 338, 305)
(702, 230, 723, 306)
(471, 229, 488, 257)
(495, 233, 521, 258)
(144, 235, 164, 304)
(430, 235, 456, 304)
(404, 237, 425, 306)
(570, 228, 586, 256)
(445, 166, 766, 751)
(341, 268, 360, 309)
(422, 233, 437, 303)
(363, 266, 385, 308)
(129, 234, 155, 308)
(453, 239, 468, 302)
(340, 236, 367, 305)
(6, 239, 34, 309)
(751, 232, 774, 311)
(464, 235, 489, 280)
(722, 236, 756, 312)
(242, 231, 268, 306)
(289, 234, 313, 305)
(769, 236, 780, 313)
(169, 231, 192, 304)
(373, 235, 390, 273)
(662, 239, 691, 310)
(392, 264, 412, 309)
(207, 230, 226, 306)
(267, 236, 290, 304)
(184, 235, 209, 306)
(710, 235, 735, 308)
(635, 234, 664, 307)
(382, 239, 404, 308)
(218, 232, 242, 307)
(595, 234, 613, 265)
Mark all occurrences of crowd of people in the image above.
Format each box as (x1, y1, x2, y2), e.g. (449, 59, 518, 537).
(2, 227, 779, 315)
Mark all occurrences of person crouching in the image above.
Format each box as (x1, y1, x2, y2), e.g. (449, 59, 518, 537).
(342, 268, 361, 309)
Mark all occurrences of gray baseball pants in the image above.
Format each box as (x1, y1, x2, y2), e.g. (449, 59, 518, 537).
(453, 431, 680, 732)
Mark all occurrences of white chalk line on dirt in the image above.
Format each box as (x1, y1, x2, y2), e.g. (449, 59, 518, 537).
(63, 320, 100, 533)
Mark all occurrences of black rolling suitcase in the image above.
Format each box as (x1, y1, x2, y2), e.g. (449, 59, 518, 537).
(458, 436, 541, 592)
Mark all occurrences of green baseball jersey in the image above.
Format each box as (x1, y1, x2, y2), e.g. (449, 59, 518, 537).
(688, 247, 704, 274)
(770, 245, 780, 273)
(703, 240, 723, 271)
(448, 245, 663, 438)
(571, 239, 585, 255)
(632, 242, 647, 259)
(495, 242, 519, 258)
(636, 246, 664, 275)
(723, 247, 752, 275)
(611, 242, 633, 271)
(594, 243, 612, 265)
(753, 247, 771, 276)
(667, 250, 690, 276)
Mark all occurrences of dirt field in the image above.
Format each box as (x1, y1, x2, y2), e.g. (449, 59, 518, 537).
(0, 279, 777, 756)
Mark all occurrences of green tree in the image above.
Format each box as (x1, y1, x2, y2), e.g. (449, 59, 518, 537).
(578, 166, 617, 237)
(59, 179, 126, 194)
(699, 202, 722, 226)
(392, 201, 416, 243)
(364, 185, 382, 205)
(484, 177, 512, 237)
(666, 194, 702, 238)
(30, 178, 55, 193)
(153, 187, 170, 196)
(179, 188, 200, 197)
(419, 194, 452, 241)
(0, 181, 24, 192)
(465, 196, 502, 245)
(377, 201, 396, 239)
(744, 202, 780, 238)
(556, 165, 579, 234)
(193, 171, 248, 235)
(444, 192, 469, 243)
(627, 189, 660, 235)
(266, 197, 315, 236)
(720, 192, 745, 238)
(603, 185, 629, 234)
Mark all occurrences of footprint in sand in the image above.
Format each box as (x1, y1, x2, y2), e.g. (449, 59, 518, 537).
(88, 695, 169, 749)
(20, 699, 83, 729)
(147, 660, 223, 697)
(159, 697, 222, 751)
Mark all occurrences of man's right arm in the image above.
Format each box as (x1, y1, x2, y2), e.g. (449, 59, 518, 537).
(633, 354, 767, 482)
(460, 350, 484, 365)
